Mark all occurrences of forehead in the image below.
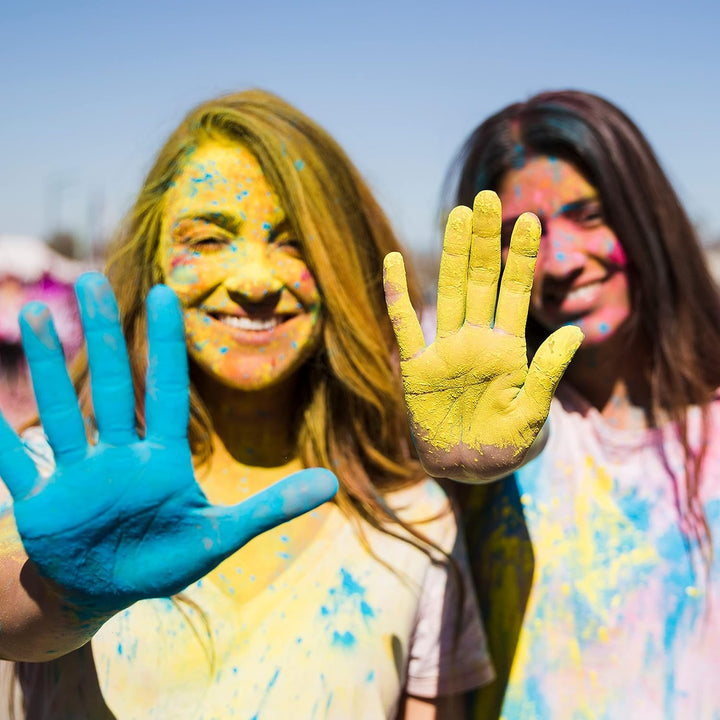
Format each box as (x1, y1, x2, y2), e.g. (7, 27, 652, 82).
(497, 156, 597, 217)
(163, 140, 282, 217)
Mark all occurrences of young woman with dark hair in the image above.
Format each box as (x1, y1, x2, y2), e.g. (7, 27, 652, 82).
(386, 89, 720, 719)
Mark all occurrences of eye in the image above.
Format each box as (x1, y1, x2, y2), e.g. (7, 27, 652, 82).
(500, 221, 515, 249)
(273, 236, 303, 257)
(187, 236, 231, 251)
(576, 202, 604, 227)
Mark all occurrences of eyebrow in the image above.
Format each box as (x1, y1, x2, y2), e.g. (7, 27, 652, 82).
(501, 194, 601, 231)
(269, 218, 292, 239)
(172, 212, 294, 243)
(555, 195, 599, 217)
(175, 211, 243, 235)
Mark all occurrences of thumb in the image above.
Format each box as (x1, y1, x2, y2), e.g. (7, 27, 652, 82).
(210, 468, 338, 554)
(521, 325, 584, 422)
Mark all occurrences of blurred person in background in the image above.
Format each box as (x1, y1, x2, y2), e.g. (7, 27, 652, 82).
(427, 90, 720, 719)
(0, 236, 86, 430)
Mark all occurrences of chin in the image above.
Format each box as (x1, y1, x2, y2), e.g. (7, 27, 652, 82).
(198, 355, 305, 393)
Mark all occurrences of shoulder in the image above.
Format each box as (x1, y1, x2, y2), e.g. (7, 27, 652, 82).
(20, 426, 55, 477)
(0, 431, 48, 563)
(0, 427, 54, 510)
(383, 477, 457, 552)
(385, 476, 452, 517)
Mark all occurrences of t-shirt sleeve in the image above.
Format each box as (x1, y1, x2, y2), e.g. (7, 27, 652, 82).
(404, 508, 495, 698)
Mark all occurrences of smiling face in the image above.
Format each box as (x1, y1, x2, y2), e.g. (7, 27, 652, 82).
(497, 155, 631, 345)
(159, 139, 323, 391)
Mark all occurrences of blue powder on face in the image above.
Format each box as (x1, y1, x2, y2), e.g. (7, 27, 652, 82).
(295, 159, 305, 171)
(550, 157, 562, 183)
(511, 143, 526, 169)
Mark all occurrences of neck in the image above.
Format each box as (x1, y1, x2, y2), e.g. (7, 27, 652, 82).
(562, 328, 652, 430)
(191, 365, 300, 468)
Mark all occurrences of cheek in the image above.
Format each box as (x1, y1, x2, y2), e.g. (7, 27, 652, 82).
(606, 237, 628, 268)
(163, 249, 226, 302)
(585, 231, 627, 268)
(543, 228, 582, 260)
(278, 259, 321, 307)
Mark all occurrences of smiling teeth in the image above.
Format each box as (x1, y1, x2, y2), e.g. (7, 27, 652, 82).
(218, 315, 281, 331)
(565, 283, 600, 303)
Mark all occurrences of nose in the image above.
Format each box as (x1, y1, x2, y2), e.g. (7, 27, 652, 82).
(223, 241, 283, 304)
(536, 219, 585, 280)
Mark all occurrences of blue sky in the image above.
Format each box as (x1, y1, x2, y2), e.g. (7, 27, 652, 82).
(1, 0, 718, 255)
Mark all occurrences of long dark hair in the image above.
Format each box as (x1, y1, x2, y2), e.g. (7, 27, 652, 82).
(448, 89, 720, 564)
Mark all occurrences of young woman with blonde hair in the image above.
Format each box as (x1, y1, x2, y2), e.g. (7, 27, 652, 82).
(0, 89, 492, 719)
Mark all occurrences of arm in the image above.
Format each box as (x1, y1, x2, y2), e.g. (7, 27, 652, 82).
(402, 491, 495, 717)
(384, 191, 581, 483)
(0, 511, 112, 661)
(403, 693, 466, 720)
(0, 273, 337, 661)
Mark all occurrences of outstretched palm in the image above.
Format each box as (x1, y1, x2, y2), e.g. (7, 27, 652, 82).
(0, 273, 337, 618)
(384, 191, 583, 481)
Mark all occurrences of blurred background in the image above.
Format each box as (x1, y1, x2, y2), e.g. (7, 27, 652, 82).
(1, 0, 718, 427)
(1, 0, 719, 275)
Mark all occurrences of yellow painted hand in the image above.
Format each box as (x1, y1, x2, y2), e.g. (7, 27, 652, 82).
(384, 191, 583, 482)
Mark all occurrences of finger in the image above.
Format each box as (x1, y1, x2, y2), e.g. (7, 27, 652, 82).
(76, 273, 138, 445)
(0, 413, 40, 501)
(383, 252, 425, 361)
(465, 191, 502, 327)
(145, 285, 190, 443)
(20, 303, 88, 464)
(521, 325, 584, 421)
(437, 206, 472, 337)
(212, 468, 338, 552)
(494, 213, 541, 337)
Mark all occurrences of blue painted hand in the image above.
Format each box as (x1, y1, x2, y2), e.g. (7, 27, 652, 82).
(0, 273, 338, 617)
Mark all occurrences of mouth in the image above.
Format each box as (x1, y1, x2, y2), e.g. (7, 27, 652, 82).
(563, 281, 603, 304)
(542, 278, 607, 317)
(211, 313, 295, 331)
